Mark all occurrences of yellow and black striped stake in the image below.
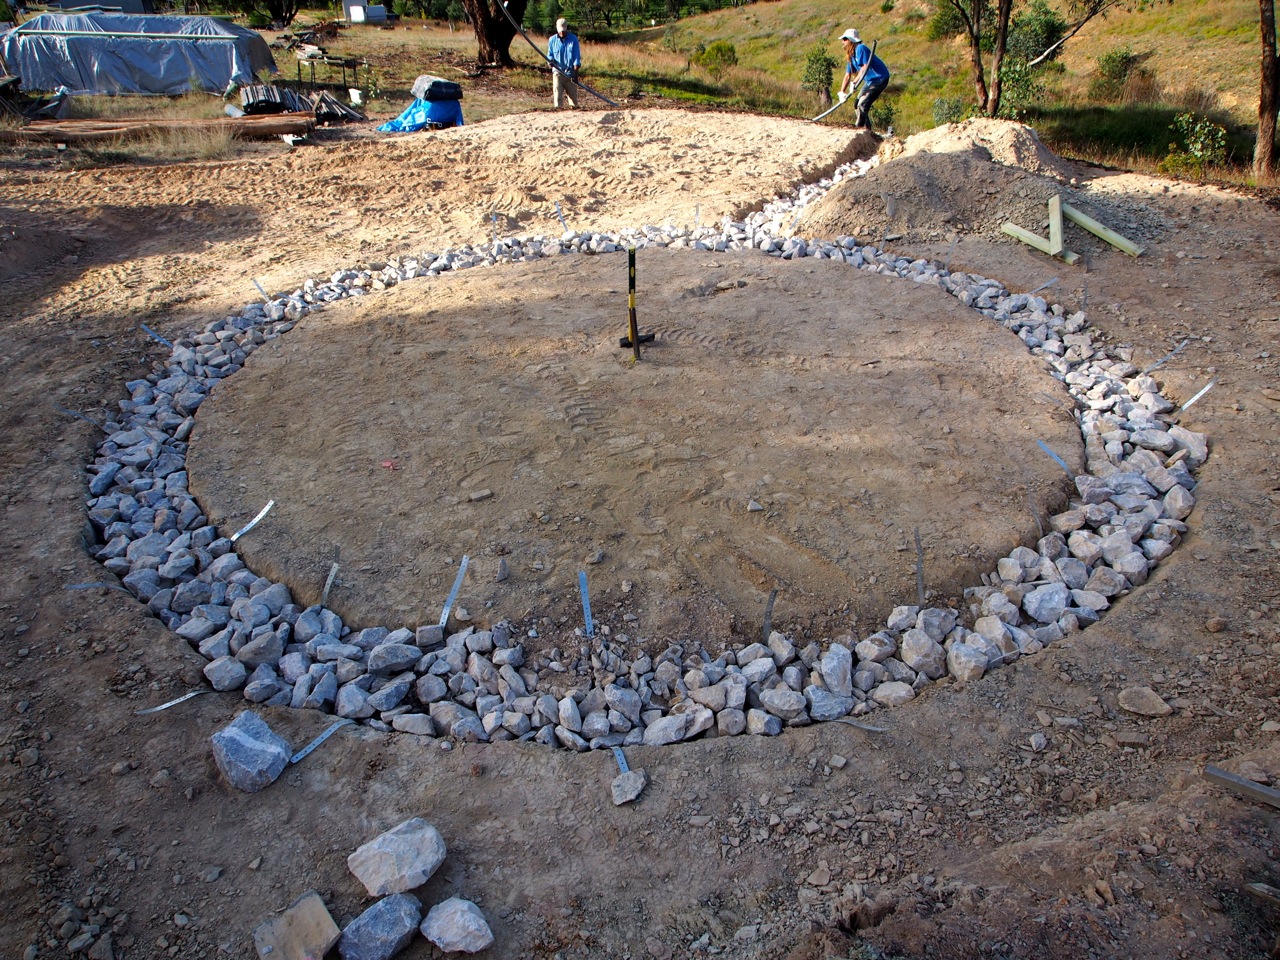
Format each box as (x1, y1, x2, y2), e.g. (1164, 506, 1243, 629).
(618, 246, 654, 359)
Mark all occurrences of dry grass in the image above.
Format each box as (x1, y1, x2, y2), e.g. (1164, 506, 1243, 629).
(64, 91, 230, 121)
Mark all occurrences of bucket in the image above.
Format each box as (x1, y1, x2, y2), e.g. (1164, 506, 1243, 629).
(349, 88, 364, 105)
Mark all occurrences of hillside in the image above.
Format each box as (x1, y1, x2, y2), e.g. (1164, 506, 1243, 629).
(649, 0, 1262, 125)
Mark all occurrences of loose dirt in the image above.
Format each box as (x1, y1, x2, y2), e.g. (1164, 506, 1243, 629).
(2, 109, 1279, 960)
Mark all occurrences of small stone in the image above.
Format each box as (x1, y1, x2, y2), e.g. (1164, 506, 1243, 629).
(468, 489, 494, 502)
(253, 890, 340, 960)
(420, 897, 494, 954)
(347, 818, 447, 897)
(1117, 686, 1172, 717)
(806, 861, 832, 886)
(747, 499, 763, 512)
(612, 768, 647, 805)
(1205, 616, 1228, 633)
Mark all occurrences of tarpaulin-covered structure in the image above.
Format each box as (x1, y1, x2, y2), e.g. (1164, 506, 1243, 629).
(0, 13, 277, 96)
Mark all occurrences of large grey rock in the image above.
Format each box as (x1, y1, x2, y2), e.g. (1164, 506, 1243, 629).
(211, 711, 291, 793)
(204, 655, 247, 691)
(557, 696, 583, 733)
(605, 684, 642, 724)
(899, 629, 946, 679)
(347, 818, 448, 897)
(805, 686, 853, 721)
(746, 709, 782, 736)
(1118, 686, 1172, 717)
(642, 714, 688, 746)
(1168, 425, 1208, 467)
(819, 644, 853, 697)
(338, 893, 422, 960)
(420, 897, 495, 954)
(946, 643, 988, 683)
(716, 708, 746, 736)
(368, 643, 422, 675)
(854, 632, 896, 664)
(871, 681, 916, 706)
(1023, 583, 1070, 624)
(759, 687, 808, 721)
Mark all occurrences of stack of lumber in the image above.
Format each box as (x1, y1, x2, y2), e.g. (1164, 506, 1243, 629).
(0, 111, 317, 143)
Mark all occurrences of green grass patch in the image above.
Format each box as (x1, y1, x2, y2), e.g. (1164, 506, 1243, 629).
(1026, 103, 1255, 167)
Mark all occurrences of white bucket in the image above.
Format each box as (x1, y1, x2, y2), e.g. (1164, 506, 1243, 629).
(349, 89, 364, 105)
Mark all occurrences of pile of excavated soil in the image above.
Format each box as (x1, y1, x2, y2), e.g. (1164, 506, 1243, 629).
(798, 118, 1170, 257)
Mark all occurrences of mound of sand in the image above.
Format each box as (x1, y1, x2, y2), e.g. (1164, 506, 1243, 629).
(797, 118, 1167, 254)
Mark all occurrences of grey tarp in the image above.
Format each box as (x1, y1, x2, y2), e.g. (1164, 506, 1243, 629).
(0, 13, 277, 95)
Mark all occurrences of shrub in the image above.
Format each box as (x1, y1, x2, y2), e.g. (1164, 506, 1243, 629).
(800, 45, 839, 97)
(871, 96, 896, 132)
(926, 0, 968, 41)
(693, 40, 738, 77)
(932, 95, 973, 126)
(1006, 0, 1065, 64)
(880, 0, 895, 12)
(1090, 46, 1144, 102)
(1158, 113, 1228, 178)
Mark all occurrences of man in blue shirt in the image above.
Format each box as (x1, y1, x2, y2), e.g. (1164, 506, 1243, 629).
(547, 18, 581, 109)
(837, 28, 890, 131)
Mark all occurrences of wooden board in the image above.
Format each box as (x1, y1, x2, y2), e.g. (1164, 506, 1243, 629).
(1001, 221, 1081, 265)
(1047, 194, 1064, 257)
(1203, 764, 1280, 808)
(1061, 202, 1145, 257)
(0, 112, 316, 143)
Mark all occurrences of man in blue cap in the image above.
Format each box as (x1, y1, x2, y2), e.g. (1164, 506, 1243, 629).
(837, 28, 890, 131)
(548, 18, 581, 109)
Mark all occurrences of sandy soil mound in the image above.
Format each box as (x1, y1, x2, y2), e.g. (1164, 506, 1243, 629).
(798, 118, 1168, 257)
(188, 248, 1080, 652)
(885, 117, 1073, 179)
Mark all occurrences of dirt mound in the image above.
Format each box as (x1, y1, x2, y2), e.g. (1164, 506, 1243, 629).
(797, 118, 1168, 256)
(885, 117, 1073, 179)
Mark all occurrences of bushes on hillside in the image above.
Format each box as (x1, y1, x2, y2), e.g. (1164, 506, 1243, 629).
(693, 40, 738, 76)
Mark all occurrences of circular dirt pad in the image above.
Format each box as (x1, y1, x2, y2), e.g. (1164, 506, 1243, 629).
(189, 248, 1083, 656)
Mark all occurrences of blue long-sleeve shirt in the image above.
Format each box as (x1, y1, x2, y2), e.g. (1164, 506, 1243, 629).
(547, 32, 580, 76)
(847, 43, 890, 88)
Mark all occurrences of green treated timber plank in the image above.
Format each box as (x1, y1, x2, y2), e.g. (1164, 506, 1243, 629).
(1000, 222, 1081, 265)
(1203, 764, 1280, 809)
(1048, 194, 1064, 257)
(1062, 202, 1145, 257)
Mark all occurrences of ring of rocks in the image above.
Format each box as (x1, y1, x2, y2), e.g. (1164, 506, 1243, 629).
(83, 159, 1208, 750)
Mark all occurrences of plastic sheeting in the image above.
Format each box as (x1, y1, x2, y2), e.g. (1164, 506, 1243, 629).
(376, 97, 463, 133)
(0, 13, 277, 96)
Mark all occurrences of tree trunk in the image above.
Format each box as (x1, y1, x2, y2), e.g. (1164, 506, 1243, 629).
(987, 0, 1013, 116)
(954, 0, 990, 112)
(463, 0, 527, 67)
(1257, 0, 1278, 180)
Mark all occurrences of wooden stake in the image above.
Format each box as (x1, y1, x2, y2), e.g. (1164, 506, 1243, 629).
(1061, 202, 1144, 257)
(1047, 194, 1064, 256)
(1000, 222, 1081, 265)
(1203, 764, 1280, 809)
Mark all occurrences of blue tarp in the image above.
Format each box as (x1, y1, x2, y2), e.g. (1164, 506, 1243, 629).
(376, 97, 463, 132)
(0, 13, 276, 95)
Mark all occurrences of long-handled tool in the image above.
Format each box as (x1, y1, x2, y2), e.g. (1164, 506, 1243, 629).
(811, 39, 876, 122)
(499, 2, 618, 107)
